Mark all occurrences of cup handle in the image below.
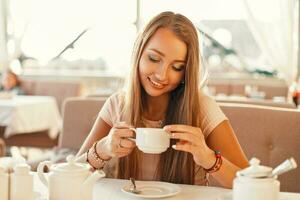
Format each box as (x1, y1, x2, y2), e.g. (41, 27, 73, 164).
(37, 161, 51, 188)
(128, 128, 136, 142)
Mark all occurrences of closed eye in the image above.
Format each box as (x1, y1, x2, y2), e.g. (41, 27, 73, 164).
(148, 55, 160, 63)
(172, 65, 185, 72)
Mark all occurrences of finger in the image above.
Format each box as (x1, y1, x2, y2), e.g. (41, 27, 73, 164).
(119, 138, 136, 148)
(114, 129, 135, 138)
(164, 124, 190, 132)
(115, 147, 134, 155)
(177, 140, 189, 145)
(172, 142, 194, 154)
(116, 153, 128, 158)
(164, 125, 202, 136)
(170, 132, 201, 144)
(116, 151, 133, 158)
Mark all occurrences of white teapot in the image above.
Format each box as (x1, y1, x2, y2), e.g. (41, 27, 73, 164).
(233, 158, 280, 200)
(37, 155, 105, 200)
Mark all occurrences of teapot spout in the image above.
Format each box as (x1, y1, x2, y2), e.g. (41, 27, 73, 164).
(83, 170, 105, 188)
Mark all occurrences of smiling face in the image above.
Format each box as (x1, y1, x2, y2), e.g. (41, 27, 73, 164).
(138, 28, 187, 98)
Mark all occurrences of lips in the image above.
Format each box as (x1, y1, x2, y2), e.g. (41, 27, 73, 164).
(147, 77, 165, 89)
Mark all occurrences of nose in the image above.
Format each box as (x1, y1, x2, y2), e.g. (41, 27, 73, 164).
(155, 63, 168, 81)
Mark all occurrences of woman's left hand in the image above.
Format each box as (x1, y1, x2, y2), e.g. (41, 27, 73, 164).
(163, 124, 215, 169)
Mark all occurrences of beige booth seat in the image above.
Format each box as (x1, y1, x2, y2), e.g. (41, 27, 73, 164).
(220, 103, 300, 193)
(28, 97, 106, 170)
(59, 97, 106, 150)
(36, 97, 299, 192)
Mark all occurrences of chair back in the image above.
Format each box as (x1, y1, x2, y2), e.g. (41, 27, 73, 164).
(220, 103, 300, 192)
(20, 79, 82, 112)
(59, 97, 106, 150)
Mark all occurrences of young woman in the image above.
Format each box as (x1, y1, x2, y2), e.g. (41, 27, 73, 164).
(77, 11, 248, 188)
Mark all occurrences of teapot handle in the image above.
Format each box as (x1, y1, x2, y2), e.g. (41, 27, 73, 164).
(37, 161, 51, 188)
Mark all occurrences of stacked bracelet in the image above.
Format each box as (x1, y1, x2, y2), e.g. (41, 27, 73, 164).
(86, 141, 109, 170)
(204, 150, 223, 173)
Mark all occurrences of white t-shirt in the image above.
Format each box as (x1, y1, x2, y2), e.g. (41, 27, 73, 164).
(99, 91, 228, 185)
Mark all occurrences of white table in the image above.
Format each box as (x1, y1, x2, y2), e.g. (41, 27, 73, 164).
(34, 177, 300, 200)
(0, 95, 61, 139)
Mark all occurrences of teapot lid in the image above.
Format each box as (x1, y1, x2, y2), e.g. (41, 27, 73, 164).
(237, 157, 272, 178)
(52, 155, 90, 174)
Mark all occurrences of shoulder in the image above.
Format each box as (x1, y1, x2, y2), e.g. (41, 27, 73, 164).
(106, 91, 126, 106)
(99, 91, 126, 126)
(198, 90, 228, 138)
(198, 90, 220, 110)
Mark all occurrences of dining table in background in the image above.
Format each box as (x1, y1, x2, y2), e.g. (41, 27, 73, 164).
(214, 95, 296, 109)
(0, 95, 62, 139)
(33, 175, 300, 200)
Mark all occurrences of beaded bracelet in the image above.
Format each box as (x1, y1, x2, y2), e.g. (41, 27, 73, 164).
(86, 142, 109, 170)
(204, 150, 223, 173)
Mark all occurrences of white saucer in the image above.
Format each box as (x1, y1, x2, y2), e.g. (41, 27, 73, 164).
(121, 181, 181, 199)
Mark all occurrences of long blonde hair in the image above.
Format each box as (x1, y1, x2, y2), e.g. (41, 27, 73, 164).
(118, 11, 202, 184)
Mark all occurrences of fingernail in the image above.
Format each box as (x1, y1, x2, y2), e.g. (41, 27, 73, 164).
(172, 145, 176, 149)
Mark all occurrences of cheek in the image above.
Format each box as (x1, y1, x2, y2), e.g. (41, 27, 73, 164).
(138, 59, 147, 76)
(138, 59, 150, 86)
(169, 71, 185, 85)
(139, 56, 155, 76)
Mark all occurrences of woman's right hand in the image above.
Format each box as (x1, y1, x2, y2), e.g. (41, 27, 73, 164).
(96, 122, 136, 159)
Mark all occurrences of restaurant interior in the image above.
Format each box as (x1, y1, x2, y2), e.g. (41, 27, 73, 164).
(0, 0, 300, 199)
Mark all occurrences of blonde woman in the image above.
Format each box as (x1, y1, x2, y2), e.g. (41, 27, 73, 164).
(77, 11, 248, 188)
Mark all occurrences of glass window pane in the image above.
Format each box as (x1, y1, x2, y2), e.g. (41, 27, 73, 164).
(139, 0, 283, 74)
(9, 0, 136, 73)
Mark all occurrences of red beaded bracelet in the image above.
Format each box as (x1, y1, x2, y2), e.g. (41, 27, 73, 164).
(204, 150, 223, 173)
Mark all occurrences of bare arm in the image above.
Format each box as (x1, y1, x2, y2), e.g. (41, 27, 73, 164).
(76, 115, 112, 157)
(165, 120, 248, 188)
(206, 120, 249, 188)
(77, 115, 136, 170)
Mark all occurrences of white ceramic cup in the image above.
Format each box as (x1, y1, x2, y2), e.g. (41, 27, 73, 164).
(130, 128, 170, 154)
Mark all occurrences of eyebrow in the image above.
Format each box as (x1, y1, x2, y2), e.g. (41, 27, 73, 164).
(149, 48, 186, 63)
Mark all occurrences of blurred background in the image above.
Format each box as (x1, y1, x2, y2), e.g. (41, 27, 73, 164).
(0, 0, 299, 97)
(0, 0, 300, 182)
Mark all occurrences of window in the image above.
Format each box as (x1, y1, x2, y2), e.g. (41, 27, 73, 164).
(6, 0, 297, 78)
(139, 0, 285, 76)
(9, 0, 136, 73)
